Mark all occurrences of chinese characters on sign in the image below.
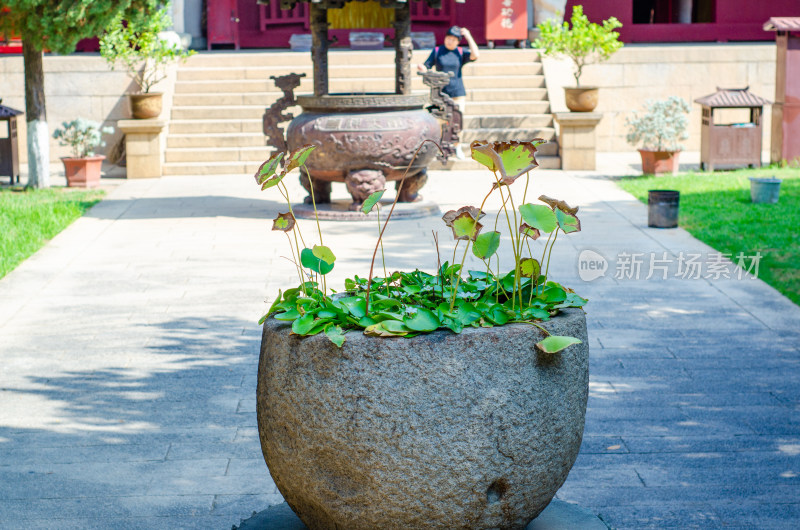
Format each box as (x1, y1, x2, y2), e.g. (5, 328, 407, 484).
(485, 0, 528, 41)
(578, 249, 763, 282)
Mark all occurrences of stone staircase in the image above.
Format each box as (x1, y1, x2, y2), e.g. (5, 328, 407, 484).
(164, 49, 558, 176)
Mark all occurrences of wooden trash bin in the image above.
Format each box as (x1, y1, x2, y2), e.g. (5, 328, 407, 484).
(0, 99, 24, 185)
(695, 87, 770, 171)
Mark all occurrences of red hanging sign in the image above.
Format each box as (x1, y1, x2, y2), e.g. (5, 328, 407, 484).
(485, 0, 528, 41)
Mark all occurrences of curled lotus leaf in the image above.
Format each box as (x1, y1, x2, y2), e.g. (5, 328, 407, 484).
(255, 152, 285, 188)
(536, 335, 582, 354)
(284, 144, 316, 173)
(271, 211, 296, 232)
(519, 222, 541, 240)
(442, 205, 486, 228)
(450, 211, 483, 241)
(361, 189, 386, 214)
(538, 194, 579, 215)
(470, 139, 544, 185)
(556, 208, 582, 234)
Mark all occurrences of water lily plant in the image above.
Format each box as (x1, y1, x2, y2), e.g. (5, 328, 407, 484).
(255, 139, 587, 354)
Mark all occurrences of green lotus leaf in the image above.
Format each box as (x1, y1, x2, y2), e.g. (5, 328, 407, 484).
(365, 322, 406, 337)
(361, 189, 386, 214)
(519, 203, 557, 233)
(520, 258, 541, 278)
(338, 296, 366, 318)
(312, 244, 336, 265)
(536, 335, 582, 354)
(451, 212, 483, 241)
(472, 231, 501, 260)
(324, 324, 346, 347)
(404, 308, 440, 332)
(301, 247, 334, 275)
(291, 313, 317, 335)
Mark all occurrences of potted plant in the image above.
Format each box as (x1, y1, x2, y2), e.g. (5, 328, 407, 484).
(534, 5, 623, 112)
(99, 2, 193, 119)
(253, 140, 590, 528)
(626, 96, 691, 175)
(53, 118, 114, 188)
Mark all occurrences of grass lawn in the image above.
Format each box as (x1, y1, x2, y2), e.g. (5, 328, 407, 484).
(0, 187, 105, 280)
(616, 166, 800, 306)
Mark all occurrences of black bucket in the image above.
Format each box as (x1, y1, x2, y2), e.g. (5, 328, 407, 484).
(648, 190, 679, 228)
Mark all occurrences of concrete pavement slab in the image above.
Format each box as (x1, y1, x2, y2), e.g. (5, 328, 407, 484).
(1, 160, 798, 528)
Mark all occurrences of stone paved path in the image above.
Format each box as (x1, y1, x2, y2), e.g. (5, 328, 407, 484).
(1, 162, 798, 528)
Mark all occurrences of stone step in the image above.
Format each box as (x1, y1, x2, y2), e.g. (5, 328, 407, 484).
(176, 61, 543, 82)
(173, 74, 545, 95)
(430, 154, 561, 171)
(183, 49, 542, 68)
(464, 114, 554, 129)
(169, 102, 552, 119)
(168, 119, 264, 134)
(163, 160, 263, 176)
(167, 133, 265, 149)
(165, 146, 271, 163)
(467, 87, 547, 102)
(464, 100, 550, 116)
(170, 105, 267, 120)
(171, 86, 548, 106)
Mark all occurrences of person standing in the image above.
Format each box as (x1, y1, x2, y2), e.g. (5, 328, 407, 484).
(418, 25, 479, 160)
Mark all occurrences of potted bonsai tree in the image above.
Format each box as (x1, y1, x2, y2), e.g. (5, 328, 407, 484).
(99, 2, 193, 119)
(53, 118, 114, 188)
(534, 5, 623, 112)
(252, 140, 590, 528)
(626, 96, 691, 175)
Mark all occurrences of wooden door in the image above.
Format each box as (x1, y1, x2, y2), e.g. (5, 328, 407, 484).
(207, 0, 240, 49)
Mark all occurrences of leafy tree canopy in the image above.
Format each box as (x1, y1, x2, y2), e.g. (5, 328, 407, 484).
(0, 0, 159, 54)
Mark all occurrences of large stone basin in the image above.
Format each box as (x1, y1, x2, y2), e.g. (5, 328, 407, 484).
(286, 93, 441, 207)
(256, 308, 589, 529)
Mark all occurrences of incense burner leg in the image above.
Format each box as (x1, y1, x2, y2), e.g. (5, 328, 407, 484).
(346, 169, 386, 211)
(396, 170, 427, 203)
(300, 170, 332, 205)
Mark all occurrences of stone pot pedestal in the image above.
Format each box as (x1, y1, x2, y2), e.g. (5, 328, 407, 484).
(554, 112, 603, 170)
(256, 308, 590, 529)
(118, 119, 166, 179)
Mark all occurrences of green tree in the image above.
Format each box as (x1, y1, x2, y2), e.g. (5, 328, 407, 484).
(0, 1, 158, 188)
(534, 5, 623, 87)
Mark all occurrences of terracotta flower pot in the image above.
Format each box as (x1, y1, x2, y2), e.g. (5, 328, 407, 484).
(61, 155, 105, 188)
(257, 308, 589, 529)
(564, 87, 599, 112)
(638, 149, 681, 175)
(129, 93, 163, 119)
